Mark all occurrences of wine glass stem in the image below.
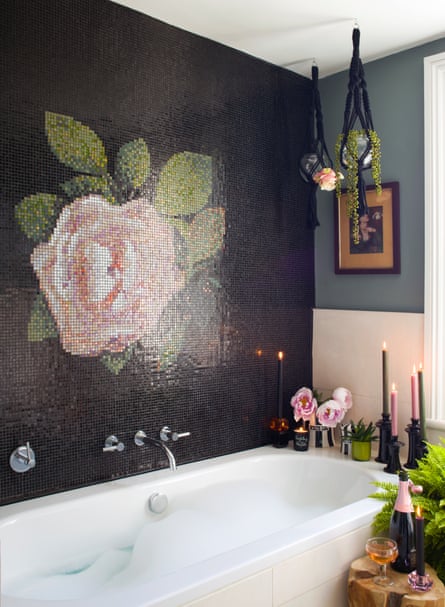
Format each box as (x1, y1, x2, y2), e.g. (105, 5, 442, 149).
(379, 563, 387, 579)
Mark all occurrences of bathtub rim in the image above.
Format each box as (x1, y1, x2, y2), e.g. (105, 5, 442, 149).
(0, 444, 389, 607)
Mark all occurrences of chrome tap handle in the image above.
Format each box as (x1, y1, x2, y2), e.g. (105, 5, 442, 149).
(10, 442, 36, 473)
(103, 435, 125, 453)
(160, 426, 191, 442)
(24, 441, 32, 463)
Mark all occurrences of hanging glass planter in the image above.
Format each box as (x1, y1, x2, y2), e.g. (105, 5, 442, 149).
(335, 27, 382, 244)
(299, 64, 340, 229)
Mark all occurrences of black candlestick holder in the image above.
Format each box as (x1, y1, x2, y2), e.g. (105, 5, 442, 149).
(384, 435, 404, 474)
(375, 413, 392, 463)
(405, 418, 423, 469)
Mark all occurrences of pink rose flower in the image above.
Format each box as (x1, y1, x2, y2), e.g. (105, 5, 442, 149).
(332, 386, 353, 410)
(316, 399, 346, 428)
(290, 387, 318, 421)
(31, 195, 184, 356)
(313, 167, 343, 191)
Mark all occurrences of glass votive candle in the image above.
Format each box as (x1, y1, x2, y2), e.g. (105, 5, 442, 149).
(293, 427, 309, 451)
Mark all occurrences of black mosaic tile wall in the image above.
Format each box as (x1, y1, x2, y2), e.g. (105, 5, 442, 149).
(0, 0, 314, 505)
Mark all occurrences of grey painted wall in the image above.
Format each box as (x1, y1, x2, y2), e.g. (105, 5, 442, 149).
(315, 37, 445, 313)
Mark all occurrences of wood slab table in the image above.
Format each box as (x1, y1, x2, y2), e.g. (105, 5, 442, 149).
(348, 556, 445, 607)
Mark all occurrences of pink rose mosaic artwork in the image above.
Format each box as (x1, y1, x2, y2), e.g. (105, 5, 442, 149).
(16, 113, 225, 373)
(31, 195, 185, 357)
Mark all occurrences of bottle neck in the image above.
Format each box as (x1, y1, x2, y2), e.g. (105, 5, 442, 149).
(394, 480, 413, 513)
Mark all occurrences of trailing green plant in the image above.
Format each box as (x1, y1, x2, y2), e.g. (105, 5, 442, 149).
(369, 439, 445, 583)
(344, 418, 378, 442)
(334, 128, 382, 245)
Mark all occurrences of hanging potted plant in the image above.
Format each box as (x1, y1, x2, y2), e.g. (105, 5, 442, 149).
(299, 65, 343, 229)
(344, 418, 378, 461)
(335, 27, 382, 244)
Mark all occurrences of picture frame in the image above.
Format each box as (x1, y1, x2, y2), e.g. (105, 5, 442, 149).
(334, 181, 400, 274)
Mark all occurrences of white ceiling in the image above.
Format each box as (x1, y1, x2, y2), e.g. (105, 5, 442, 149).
(113, 0, 445, 78)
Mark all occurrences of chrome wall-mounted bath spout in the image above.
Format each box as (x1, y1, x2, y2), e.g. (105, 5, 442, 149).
(134, 430, 177, 471)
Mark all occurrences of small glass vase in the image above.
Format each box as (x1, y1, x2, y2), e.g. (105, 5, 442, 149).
(351, 440, 372, 461)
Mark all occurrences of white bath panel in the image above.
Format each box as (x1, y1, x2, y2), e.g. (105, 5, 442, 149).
(183, 570, 272, 607)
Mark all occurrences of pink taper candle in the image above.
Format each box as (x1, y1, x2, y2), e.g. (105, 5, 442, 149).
(411, 364, 420, 419)
(391, 383, 398, 436)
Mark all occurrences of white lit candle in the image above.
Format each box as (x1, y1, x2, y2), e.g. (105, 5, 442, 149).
(391, 383, 398, 436)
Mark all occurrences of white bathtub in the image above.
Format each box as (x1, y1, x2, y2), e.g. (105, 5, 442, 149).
(0, 445, 388, 607)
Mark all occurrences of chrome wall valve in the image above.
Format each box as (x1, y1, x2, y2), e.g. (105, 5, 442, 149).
(103, 435, 125, 453)
(10, 442, 36, 473)
(160, 426, 191, 442)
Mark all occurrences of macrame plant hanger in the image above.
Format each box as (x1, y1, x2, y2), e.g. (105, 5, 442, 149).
(299, 63, 333, 229)
(337, 26, 381, 243)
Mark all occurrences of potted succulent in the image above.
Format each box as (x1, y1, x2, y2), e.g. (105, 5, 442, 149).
(344, 418, 378, 461)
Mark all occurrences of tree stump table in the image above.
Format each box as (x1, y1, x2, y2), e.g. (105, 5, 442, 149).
(348, 557, 445, 607)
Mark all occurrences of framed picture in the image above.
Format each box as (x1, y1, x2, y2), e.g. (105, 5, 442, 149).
(334, 181, 400, 274)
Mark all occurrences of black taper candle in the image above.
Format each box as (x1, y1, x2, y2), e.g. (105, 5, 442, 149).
(416, 507, 425, 577)
(277, 351, 284, 418)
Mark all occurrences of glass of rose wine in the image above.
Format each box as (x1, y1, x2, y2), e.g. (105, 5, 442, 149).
(365, 537, 398, 586)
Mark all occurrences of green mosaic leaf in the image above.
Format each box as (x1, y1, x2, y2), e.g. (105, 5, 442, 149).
(27, 293, 58, 342)
(101, 345, 134, 375)
(15, 193, 60, 242)
(187, 207, 225, 268)
(155, 152, 212, 216)
(45, 112, 107, 175)
(116, 139, 150, 189)
(167, 217, 190, 240)
(60, 175, 115, 204)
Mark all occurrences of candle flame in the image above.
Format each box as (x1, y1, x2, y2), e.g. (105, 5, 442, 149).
(391, 382, 397, 391)
(412, 364, 417, 374)
(419, 362, 423, 372)
(382, 341, 387, 350)
(278, 351, 284, 360)
(256, 349, 263, 357)
(416, 505, 423, 518)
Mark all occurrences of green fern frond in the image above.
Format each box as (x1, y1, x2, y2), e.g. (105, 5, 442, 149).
(371, 501, 394, 535)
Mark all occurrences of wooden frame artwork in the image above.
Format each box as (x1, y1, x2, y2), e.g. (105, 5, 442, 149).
(334, 181, 400, 274)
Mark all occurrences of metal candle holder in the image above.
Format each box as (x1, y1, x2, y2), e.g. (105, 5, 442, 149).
(384, 435, 403, 474)
(375, 413, 392, 463)
(310, 424, 332, 448)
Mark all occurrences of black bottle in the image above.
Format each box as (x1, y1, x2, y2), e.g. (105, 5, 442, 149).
(389, 469, 416, 572)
